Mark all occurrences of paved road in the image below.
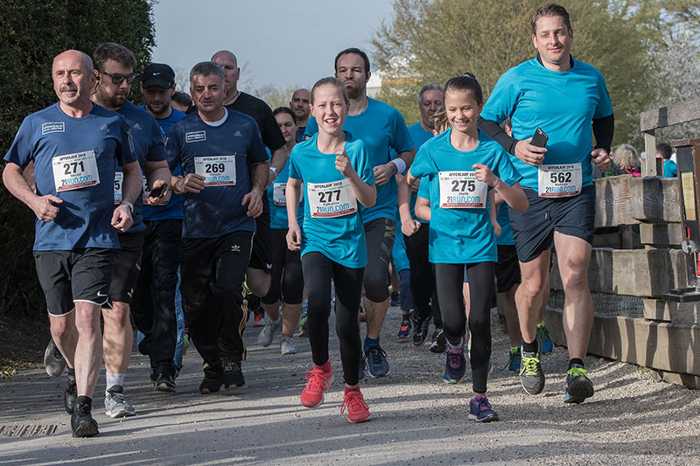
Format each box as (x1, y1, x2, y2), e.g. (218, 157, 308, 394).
(1, 307, 699, 465)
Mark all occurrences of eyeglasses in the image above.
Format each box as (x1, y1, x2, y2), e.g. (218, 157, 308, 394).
(100, 71, 138, 85)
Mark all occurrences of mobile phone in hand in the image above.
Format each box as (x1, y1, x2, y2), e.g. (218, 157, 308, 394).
(531, 128, 548, 148)
(148, 184, 166, 198)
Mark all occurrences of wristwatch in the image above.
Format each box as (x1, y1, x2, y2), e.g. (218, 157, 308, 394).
(120, 200, 134, 214)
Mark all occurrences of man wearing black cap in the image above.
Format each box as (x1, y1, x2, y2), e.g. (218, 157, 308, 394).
(131, 63, 187, 392)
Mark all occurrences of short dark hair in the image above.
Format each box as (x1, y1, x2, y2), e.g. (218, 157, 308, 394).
(273, 106, 296, 122)
(93, 42, 136, 72)
(531, 3, 573, 35)
(418, 83, 443, 103)
(334, 48, 370, 75)
(172, 91, 192, 108)
(443, 73, 484, 106)
(656, 142, 673, 160)
(189, 61, 224, 82)
(310, 77, 349, 105)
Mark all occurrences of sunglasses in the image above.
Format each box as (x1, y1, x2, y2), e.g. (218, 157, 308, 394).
(101, 71, 138, 85)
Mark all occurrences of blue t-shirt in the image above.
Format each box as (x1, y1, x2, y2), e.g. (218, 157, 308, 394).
(166, 109, 268, 239)
(305, 98, 414, 224)
(495, 203, 514, 246)
(481, 57, 613, 191)
(410, 129, 521, 264)
(4, 103, 135, 251)
(288, 133, 374, 268)
(266, 155, 304, 230)
(663, 159, 677, 177)
(141, 107, 186, 222)
(116, 101, 167, 233)
(408, 122, 434, 224)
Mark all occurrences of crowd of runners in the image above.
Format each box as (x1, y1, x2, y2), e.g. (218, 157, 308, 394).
(3, 3, 615, 437)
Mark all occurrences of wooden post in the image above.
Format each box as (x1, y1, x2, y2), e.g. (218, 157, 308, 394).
(644, 131, 657, 176)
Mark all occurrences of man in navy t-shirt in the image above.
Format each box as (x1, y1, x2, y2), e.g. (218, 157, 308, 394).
(2, 50, 140, 437)
(131, 62, 187, 392)
(168, 61, 269, 394)
(289, 88, 311, 141)
(92, 42, 172, 419)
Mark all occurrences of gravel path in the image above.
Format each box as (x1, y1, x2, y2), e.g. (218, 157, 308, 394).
(0, 306, 698, 465)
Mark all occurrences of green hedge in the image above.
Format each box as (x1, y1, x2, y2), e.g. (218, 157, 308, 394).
(0, 0, 155, 318)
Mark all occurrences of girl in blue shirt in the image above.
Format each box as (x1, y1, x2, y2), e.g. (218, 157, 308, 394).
(408, 74, 528, 422)
(286, 77, 376, 424)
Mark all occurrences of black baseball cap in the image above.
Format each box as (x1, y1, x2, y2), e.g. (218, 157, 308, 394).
(141, 63, 175, 89)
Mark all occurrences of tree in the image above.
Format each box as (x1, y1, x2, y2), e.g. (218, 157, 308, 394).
(372, 0, 699, 146)
(0, 0, 156, 317)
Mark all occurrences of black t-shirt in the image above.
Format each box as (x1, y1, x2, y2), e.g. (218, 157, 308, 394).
(227, 92, 285, 152)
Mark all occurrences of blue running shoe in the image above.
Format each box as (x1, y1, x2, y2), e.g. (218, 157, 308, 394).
(397, 318, 411, 342)
(504, 346, 521, 373)
(442, 342, 466, 384)
(365, 346, 390, 378)
(537, 323, 554, 354)
(468, 395, 499, 422)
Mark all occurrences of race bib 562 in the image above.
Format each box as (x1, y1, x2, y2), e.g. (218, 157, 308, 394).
(537, 163, 582, 198)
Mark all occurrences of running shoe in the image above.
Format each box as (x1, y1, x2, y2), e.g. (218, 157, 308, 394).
(253, 309, 264, 327)
(222, 359, 246, 388)
(504, 346, 521, 373)
(44, 339, 66, 377)
(537, 322, 554, 354)
(519, 349, 545, 395)
(442, 342, 466, 384)
(257, 317, 280, 347)
(412, 315, 430, 346)
(468, 395, 499, 422)
(300, 364, 333, 408)
(104, 385, 136, 418)
(154, 370, 176, 393)
(365, 346, 390, 378)
(564, 364, 594, 404)
(199, 363, 224, 394)
(397, 318, 411, 342)
(341, 387, 371, 423)
(71, 399, 99, 438)
(280, 336, 297, 355)
(64, 373, 77, 414)
(428, 328, 447, 354)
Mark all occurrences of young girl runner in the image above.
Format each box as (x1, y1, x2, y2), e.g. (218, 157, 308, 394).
(408, 74, 528, 422)
(258, 107, 306, 355)
(286, 77, 376, 423)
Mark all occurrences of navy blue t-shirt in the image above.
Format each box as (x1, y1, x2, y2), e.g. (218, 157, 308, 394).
(115, 101, 166, 233)
(4, 103, 135, 251)
(166, 109, 268, 239)
(141, 107, 186, 222)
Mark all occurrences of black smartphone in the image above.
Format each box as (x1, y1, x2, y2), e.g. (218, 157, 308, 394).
(531, 127, 548, 148)
(148, 184, 166, 198)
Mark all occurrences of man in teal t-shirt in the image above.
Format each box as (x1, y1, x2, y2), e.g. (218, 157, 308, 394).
(480, 4, 614, 404)
(305, 48, 415, 378)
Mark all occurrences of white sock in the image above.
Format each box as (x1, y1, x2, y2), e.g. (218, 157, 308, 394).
(106, 372, 126, 392)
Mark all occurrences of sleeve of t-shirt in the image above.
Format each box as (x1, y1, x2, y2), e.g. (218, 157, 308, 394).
(389, 110, 415, 156)
(304, 117, 318, 138)
(287, 147, 302, 181)
(408, 145, 437, 179)
(353, 141, 375, 186)
(417, 175, 431, 200)
(494, 147, 522, 186)
(164, 124, 183, 172)
(260, 105, 286, 152)
(481, 71, 519, 124)
(3, 117, 34, 167)
(117, 120, 137, 165)
(247, 120, 269, 164)
(594, 71, 614, 119)
(145, 118, 166, 162)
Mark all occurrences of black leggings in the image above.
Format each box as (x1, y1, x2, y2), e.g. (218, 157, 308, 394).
(302, 252, 364, 386)
(261, 229, 304, 305)
(435, 262, 495, 394)
(404, 225, 442, 327)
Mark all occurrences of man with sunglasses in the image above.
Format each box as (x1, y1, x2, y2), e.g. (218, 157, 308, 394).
(92, 42, 172, 418)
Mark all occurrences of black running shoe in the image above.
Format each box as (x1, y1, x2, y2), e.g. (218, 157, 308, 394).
(199, 363, 224, 394)
(222, 359, 246, 388)
(428, 329, 447, 354)
(412, 315, 430, 346)
(71, 399, 99, 438)
(64, 374, 77, 414)
(154, 370, 176, 393)
(564, 364, 594, 404)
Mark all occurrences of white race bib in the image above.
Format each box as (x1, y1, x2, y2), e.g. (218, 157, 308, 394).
(273, 182, 304, 207)
(51, 150, 100, 192)
(113, 171, 124, 204)
(194, 155, 236, 187)
(538, 163, 582, 198)
(307, 179, 357, 218)
(438, 171, 488, 209)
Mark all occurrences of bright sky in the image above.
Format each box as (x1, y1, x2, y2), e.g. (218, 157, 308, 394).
(151, 0, 395, 92)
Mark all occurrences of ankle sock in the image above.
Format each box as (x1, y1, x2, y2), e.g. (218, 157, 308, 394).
(568, 358, 584, 369)
(106, 372, 125, 392)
